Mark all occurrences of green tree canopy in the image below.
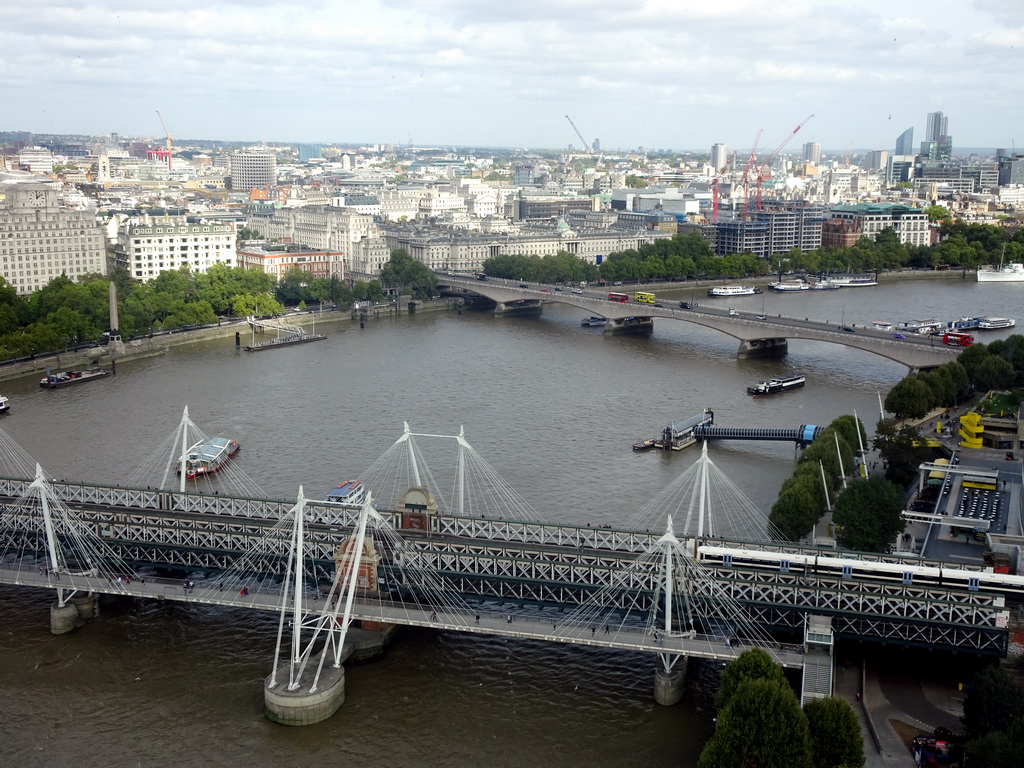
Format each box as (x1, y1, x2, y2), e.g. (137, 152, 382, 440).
(872, 419, 933, 486)
(700, 678, 813, 768)
(716, 647, 788, 709)
(803, 697, 864, 768)
(833, 476, 905, 552)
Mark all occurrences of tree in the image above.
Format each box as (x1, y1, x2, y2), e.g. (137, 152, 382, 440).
(972, 355, 1016, 391)
(962, 665, 1024, 738)
(716, 647, 787, 709)
(872, 419, 932, 486)
(883, 376, 934, 419)
(699, 678, 813, 768)
(624, 174, 647, 188)
(804, 697, 864, 768)
(924, 205, 951, 223)
(832, 476, 905, 552)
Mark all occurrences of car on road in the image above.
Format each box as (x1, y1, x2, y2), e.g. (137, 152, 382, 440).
(554, 286, 563, 291)
(842, 326, 856, 333)
(893, 332, 906, 339)
(728, 308, 739, 317)
(653, 302, 665, 308)
(679, 301, 694, 309)
(540, 288, 550, 293)
(519, 282, 528, 288)
(572, 288, 584, 294)
(756, 314, 767, 320)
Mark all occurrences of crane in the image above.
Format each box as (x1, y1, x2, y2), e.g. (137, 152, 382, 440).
(155, 110, 173, 170)
(564, 114, 592, 153)
(754, 114, 814, 210)
(741, 129, 765, 218)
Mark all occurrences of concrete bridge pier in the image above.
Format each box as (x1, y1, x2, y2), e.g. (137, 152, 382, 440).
(653, 657, 688, 706)
(264, 652, 346, 726)
(494, 299, 543, 317)
(49, 601, 84, 635)
(737, 337, 788, 359)
(605, 316, 654, 335)
(70, 592, 98, 620)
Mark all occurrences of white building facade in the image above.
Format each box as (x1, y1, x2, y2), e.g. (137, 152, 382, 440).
(112, 215, 236, 281)
(0, 182, 107, 294)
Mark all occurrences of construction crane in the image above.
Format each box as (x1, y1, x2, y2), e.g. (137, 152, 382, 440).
(564, 114, 592, 153)
(740, 129, 763, 218)
(155, 110, 173, 170)
(754, 114, 814, 210)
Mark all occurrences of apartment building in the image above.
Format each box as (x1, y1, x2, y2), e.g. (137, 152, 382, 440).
(824, 203, 929, 247)
(111, 214, 236, 281)
(236, 246, 344, 280)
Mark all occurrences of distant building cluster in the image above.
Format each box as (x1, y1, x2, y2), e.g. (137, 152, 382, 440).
(0, 106, 1021, 294)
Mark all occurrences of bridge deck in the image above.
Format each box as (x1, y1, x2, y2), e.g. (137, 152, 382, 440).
(0, 565, 806, 668)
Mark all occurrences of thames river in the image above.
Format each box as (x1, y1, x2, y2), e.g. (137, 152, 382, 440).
(0, 274, 1019, 767)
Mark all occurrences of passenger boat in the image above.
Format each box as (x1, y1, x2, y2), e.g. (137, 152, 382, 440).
(327, 479, 366, 506)
(176, 437, 240, 479)
(747, 375, 806, 397)
(768, 281, 809, 292)
(871, 321, 894, 331)
(707, 285, 761, 297)
(580, 316, 608, 327)
(822, 274, 877, 287)
(976, 316, 1016, 330)
(897, 319, 942, 335)
(809, 279, 840, 290)
(632, 438, 657, 451)
(39, 368, 112, 389)
(0, 395, 9, 413)
(977, 262, 1024, 282)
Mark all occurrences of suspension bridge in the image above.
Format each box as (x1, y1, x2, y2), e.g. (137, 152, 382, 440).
(0, 411, 1017, 725)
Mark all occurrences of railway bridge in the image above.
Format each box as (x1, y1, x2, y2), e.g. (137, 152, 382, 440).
(438, 274, 958, 370)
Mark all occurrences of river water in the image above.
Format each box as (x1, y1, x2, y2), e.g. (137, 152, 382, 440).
(0, 275, 1020, 767)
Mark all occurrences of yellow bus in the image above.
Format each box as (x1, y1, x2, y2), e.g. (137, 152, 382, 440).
(634, 291, 656, 303)
(927, 458, 949, 486)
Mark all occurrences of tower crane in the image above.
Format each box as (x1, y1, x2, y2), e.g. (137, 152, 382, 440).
(155, 110, 173, 170)
(754, 114, 814, 210)
(564, 114, 593, 153)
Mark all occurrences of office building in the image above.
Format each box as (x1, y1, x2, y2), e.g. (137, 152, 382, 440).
(802, 142, 821, 165)
(229, 151, 277, 191)
(297, 144, 322, 163)
(895, 127, 914, 156)
(112, 214, 235, 282)
(998, 154, 1024, 186)
(0, 183, 107, 294)
(925, 111, 948, 142)
(710, 143, 728, 173)
(824, 203, 929, 247)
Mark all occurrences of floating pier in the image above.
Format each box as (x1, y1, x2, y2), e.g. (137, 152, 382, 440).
(643, 410, 822, 451)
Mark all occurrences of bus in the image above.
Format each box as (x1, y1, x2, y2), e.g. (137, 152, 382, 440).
(927, 458, 950, 486)
(942, 332, 973, 347)
(634, 291, 656, 303)
(963, 474, 997, 491)
(608, 292, 629, 303)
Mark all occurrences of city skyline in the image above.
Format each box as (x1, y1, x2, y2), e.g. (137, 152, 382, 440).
(2, 1, 1021, 152)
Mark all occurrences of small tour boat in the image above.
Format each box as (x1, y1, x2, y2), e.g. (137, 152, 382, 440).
(39, 368, 112, 389)
(327, 479, 366, 506)
(175, 437, 240, 479)
(580, 316, 608, 327)
(707, 285, 761, 297)
(746, 375, 806, 397)
(632, 438, 657, 451)
(0, 395, 9, 413)
(768, 281, 809, 292)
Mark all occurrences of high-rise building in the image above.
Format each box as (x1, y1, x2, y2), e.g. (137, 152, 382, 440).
(802, 142, 821, 165)
(864, 150, 889, 171)
(710, 143, 728, 173)
(229, 151, 277, 191)
(0, 183, 107, 295)
(297, 144, 322, 163)
(895, 127, 914, 156)
(592, 138, 601, 152)
(925, 111, 948, 142)
(998, 154, 1024, 187)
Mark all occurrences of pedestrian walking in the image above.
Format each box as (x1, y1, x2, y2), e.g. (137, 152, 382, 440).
(474, 614, 480, 625)
(590, 626, 595, 637)
(430, 610, 437, 622)
(604, 624, 609, 634)
(506, 614, 512, 624)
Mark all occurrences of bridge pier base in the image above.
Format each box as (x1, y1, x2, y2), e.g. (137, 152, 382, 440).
(737, 337, 788, 359)
(605, 316, 654, 335)
(494, 300, 543, 317)
(653, 658, 688, 706)
(71, 592, 98, 620)
(50, 601, 83, 635)
(264, 655, 346, 726)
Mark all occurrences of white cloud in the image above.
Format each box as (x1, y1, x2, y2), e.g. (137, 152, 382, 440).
(0, 0, 1018, 149)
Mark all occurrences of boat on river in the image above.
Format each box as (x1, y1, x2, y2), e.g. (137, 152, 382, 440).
(176, 437, 240, 479)
(768, 280, 809, 292)
(0, 395, 9, 413)
(976, 316, 1016, 330)
(580, 316, 608, 327)
(327, 479, 366, 506)
(39, 368, 112, 389)
(632, 438, 657, 451)
(746, 374, 806, 397)
(707, 285, 761, 297)
(872, 321, 894, 331)
(821, 274, 877, 287)
(977, 262, 1024, 282)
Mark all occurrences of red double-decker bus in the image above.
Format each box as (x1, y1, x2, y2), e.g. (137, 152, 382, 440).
(608, 292, 629, 303)
(942, 332, 974, 347)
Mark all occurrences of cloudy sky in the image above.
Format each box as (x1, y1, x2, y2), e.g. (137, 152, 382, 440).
(2, 0, 1020, 152)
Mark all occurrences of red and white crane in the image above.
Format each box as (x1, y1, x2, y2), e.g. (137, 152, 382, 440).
(754, 114, 814, 210)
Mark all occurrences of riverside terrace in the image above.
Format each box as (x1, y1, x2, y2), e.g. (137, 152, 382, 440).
(436, 274, 959, 370)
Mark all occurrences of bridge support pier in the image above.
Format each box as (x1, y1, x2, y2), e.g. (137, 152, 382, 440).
(653, 658, 688, 706)
(737, 337, 788, 359)
(605, 316, 654, 335)
(494, 300, 543, 317)
(49, 601, 83, 635)
(264, 654, 346, 726)
(71, 592, 98, 620)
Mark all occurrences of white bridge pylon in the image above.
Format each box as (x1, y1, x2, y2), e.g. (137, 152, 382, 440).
(358, 422, 542, 522)
(0, 464, 139, 607)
